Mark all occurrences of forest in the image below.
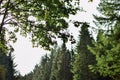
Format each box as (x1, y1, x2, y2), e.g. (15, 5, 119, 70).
(0, 0, 120, 80)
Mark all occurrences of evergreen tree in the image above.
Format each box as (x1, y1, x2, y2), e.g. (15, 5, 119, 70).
(72, 23, 97, 80)
(56, 43, 73, 80)
(88, 0, 120, 80)
(49, 43, 73, 80)
(32, 54, 52, 80)
(0, 52, 17, 80)
(17, 72, 33, 80)
(19, 44, 73, 80)
(49, 46, 61, 80)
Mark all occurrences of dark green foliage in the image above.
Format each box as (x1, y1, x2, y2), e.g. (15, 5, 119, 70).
(49, 46, 61, 80)
(55, 43, 73, 80)
(17, 72, 33, 80)
(32, 54, 52, 80)
(72, 23, 97, 80)
(0, 53, 17, 80)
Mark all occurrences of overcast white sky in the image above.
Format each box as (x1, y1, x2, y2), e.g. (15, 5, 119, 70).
(12, 0, 100, 76)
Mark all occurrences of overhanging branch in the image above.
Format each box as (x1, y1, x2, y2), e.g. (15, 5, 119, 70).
(0, 0, 10, 35)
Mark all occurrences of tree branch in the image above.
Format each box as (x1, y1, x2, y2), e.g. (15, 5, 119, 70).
(0, 0, 10, 35)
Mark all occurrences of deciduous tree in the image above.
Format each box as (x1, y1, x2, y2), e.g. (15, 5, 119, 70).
(0, 0, 80, 50)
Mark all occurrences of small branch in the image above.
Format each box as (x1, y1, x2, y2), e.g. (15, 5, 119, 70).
(0, 0, 10, 35)
(4, 17, 16, 23)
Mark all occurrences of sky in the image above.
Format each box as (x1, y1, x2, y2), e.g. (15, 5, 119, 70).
(12, 0, 100, 76)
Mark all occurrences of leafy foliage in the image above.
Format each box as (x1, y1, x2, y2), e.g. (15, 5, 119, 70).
(0, 0, 80, 50)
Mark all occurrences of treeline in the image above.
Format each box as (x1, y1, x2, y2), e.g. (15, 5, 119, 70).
(17, 0, 120, 80)
(17, 23, 112, 80)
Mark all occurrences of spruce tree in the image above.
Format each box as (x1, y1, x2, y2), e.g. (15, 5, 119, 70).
(88, 0, 120, 80)
(56, 43, 73, 80)
(49, 41, 73, 80)
(72, 23, 97, 80)
(49, 46, 60, 80)
(32, 54, 51, 80)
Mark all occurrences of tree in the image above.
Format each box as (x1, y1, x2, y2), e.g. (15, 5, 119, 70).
(49, 45, 61, 80)
(0, 0, 80, 50)
(32, 54, 52, 80)
(56, 43, 73, 80)
(88, 0, 120, 80)
(7, 53, 18, 80)
(19, 43, 73, 80)
(17, 72, 33, 80)
(0, 52, 17, 80)
(72, 23, 97, 80)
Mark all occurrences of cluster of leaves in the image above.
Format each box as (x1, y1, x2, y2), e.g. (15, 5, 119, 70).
(0, 0, 80, 50)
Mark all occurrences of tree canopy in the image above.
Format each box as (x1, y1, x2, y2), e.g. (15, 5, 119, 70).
(0, 0, 80, 50)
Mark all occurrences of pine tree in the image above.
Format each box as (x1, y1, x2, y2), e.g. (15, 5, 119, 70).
(72, 23, 97, 80)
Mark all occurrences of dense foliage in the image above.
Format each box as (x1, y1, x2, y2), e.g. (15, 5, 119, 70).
(0, 0, 80, 50)
(88, 0, 120, 80)
(0, 53, 17, 80)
